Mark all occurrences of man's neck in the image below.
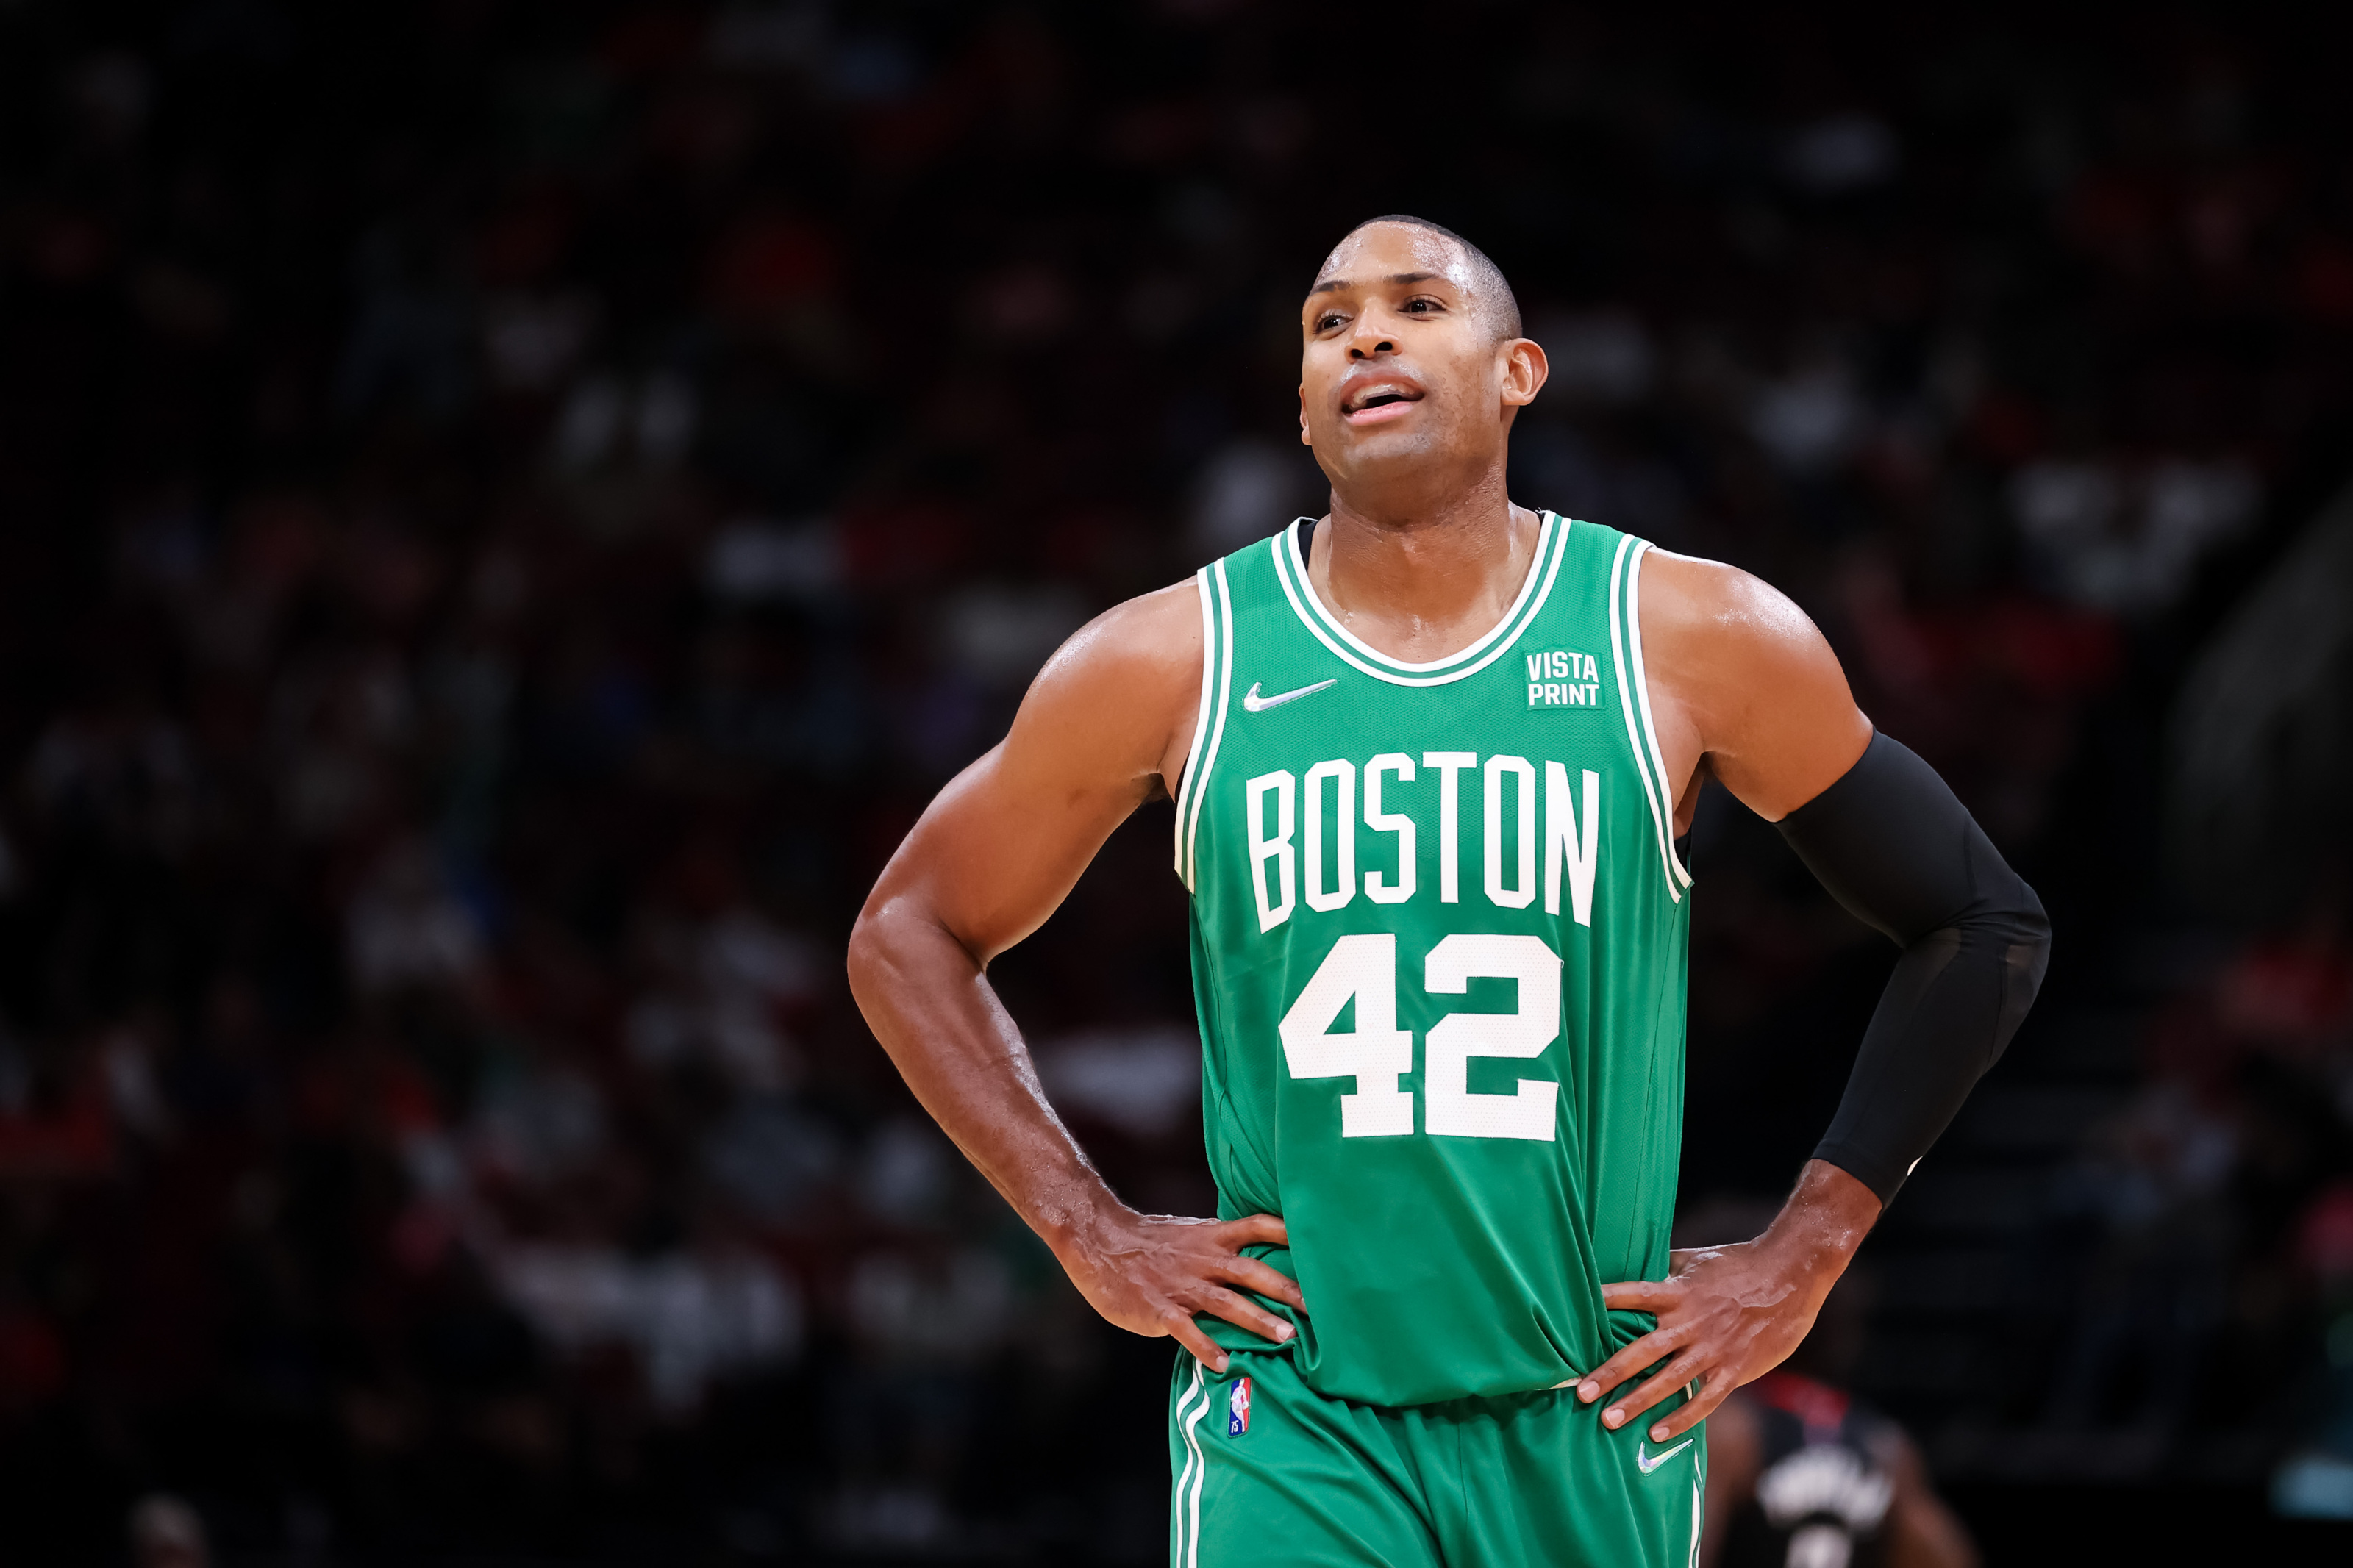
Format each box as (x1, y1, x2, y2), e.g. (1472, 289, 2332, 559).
(1308, 465, 1540, 665)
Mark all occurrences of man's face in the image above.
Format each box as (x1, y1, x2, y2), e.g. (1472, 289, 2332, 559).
(1296, 223, 1540, 495)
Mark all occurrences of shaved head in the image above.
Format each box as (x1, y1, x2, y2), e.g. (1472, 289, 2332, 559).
(1324, 215, 1522, 342)
(1297, 215, 1549, 509)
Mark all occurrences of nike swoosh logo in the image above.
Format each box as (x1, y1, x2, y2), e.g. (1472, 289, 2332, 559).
(1635, 1438, 1693, 1475)
(1241, 679, 1336, 713)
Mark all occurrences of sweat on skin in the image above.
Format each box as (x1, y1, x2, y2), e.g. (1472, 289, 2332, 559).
(845, 215, 2026, 1480)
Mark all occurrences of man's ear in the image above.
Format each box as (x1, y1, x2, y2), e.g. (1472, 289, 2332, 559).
(1502, 339, 1549, 409)
(1298, 384, 1312, 446)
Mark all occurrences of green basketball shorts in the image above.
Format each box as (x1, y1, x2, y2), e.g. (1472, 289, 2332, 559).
(1167, 1350, 1702, 1568)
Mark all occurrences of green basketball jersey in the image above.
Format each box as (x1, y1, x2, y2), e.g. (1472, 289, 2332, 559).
(1170, 512, 1694, 1409)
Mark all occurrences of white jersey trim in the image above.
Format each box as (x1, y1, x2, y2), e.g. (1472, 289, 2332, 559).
(1626, 543, 1694, 889)
(1280, 512, 1562, 673)
(1180, 560, 1238, 892)
(1610, 535, 1688, 902)
(1270, 513, 1571, 688)
(1171, 568, 1218, 882)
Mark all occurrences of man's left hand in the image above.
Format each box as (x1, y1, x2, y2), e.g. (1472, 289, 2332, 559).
(1574, 1159, 1879, 1442)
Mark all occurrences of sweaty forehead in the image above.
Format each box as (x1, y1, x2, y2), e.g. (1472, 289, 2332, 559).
(1310, 223, 1473, 296)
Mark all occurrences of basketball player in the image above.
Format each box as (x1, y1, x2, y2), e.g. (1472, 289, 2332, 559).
(1686, 1210, 1977, 1568)
(848, 217, 2049, 1566)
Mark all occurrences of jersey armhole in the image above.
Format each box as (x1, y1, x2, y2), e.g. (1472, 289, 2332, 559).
(1610, 538, 1696, 898)
(1170, 568, 1216, 881)
(1171, 562, 1235, 891)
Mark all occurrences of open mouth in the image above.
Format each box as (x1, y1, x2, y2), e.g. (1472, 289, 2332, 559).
(1340, 379, 1425, 421)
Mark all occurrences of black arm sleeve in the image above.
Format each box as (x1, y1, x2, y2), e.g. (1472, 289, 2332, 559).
(1774, 732, 2052, 1204)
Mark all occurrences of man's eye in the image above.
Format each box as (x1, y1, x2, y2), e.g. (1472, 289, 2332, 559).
(1404, 298, 1440, 313)
(1315, 314, 1344, 331)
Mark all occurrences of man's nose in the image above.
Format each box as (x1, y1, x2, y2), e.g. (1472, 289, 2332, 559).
(1346, 312, 1396, 359)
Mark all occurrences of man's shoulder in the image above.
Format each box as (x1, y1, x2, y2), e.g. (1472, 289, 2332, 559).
(1005, 579, 1205, 783)
(1635, 548, 1795, 632)
(1633, 548, 1830, 681)
(1034, 578, 1202, 694)
(1629, 544, 1868, 820)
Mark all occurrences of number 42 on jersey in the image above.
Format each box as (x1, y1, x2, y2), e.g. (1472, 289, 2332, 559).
(1279, 932, 1563, 1143)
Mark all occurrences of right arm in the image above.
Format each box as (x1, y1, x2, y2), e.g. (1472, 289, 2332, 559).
(846, 581, 1302, 1372)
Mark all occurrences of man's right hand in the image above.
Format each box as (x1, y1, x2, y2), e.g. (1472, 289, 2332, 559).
(1055, 1209, 1304, 1373)
(851, 581, 1300, 1372)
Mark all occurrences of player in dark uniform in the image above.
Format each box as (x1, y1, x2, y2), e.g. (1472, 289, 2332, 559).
(1703, 1270, 1975, 1568)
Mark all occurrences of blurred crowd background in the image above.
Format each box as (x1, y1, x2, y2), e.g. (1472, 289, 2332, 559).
(1, 1, 2352, 1563)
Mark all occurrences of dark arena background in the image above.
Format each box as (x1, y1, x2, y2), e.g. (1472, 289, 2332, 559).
(1, 2, 2352, 1564)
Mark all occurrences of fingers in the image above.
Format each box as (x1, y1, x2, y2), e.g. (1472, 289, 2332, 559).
(1600, 1353, 1701, 1432)
(1579, 1278, 1688, 1410)
(1193, 1284, 1296, 1346)
(1643, 1371, 1735, 1442)
(1574, 1325, 1682, 1407)
(1204, 1214, 1304, 1313)
(1221, 1254, 1307, 1312)
(1216, 1213, 1289, 1250)
(1160, 1306, 1229, 1373)
(1599, 1279, 1681, 1313)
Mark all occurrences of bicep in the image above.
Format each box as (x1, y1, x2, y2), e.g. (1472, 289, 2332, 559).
(1641, 552, 1872, 824)
(890, 733, 1153, 964)
(860, 584, 1201, 965)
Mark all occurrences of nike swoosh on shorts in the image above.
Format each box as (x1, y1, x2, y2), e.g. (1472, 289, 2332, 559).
(1635, 1438, 1693, 1475)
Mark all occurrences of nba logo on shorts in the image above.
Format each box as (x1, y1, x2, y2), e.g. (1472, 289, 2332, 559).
(1227, 1375, 1252, 1436)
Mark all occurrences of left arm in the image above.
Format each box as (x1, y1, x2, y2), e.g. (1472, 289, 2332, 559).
(1574, 551, 2050, 1442)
